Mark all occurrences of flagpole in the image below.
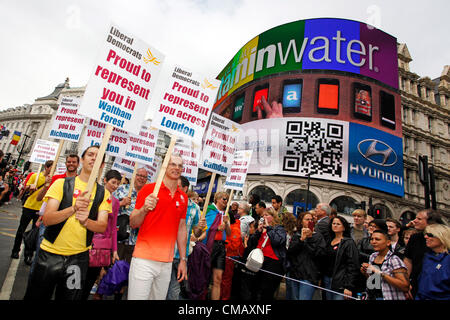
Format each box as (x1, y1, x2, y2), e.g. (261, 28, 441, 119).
(16, 134, 30, 169)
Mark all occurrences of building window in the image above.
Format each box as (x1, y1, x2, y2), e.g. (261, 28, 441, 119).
(435, 93, 441, 106)
(284, 189, 319, 215)
(248, 185, 276, 204)
(417, 85, 422, 97)
(428, 116, 433, 132)
(402, 106, 408, 123)
(330, 196, 359, 216)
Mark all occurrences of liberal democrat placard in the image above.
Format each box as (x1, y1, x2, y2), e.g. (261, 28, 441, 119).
(29, 139, 60, 164)
(174, 137, 201, 186)
(49, 96, 85, 142)
(125, 120, 159, 167)
(223, 150, 253, 191)
(151, 65, 221, 144)
(79, 23, 165, 135)
(199, 113, 241, 176)
(82, 118, 129, 157)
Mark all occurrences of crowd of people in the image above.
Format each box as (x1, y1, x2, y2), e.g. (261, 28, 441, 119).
(2, 147, 449, 301)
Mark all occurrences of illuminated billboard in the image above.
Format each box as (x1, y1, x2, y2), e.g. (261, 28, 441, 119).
(213, 18, 404, 197)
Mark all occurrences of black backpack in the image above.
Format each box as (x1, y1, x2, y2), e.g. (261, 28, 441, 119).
(43, 177, 105, 247)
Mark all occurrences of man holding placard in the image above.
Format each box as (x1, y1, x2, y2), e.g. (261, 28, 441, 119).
(11, 160, 53, 263)
(203, 191, 231, 300)
(128, 153, 188, 300)
(24, 145, 111, 300)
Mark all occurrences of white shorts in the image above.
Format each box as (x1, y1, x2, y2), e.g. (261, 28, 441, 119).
(127, 257, 173, 300)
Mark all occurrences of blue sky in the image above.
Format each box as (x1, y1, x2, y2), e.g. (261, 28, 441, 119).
(0, 0, 448, 113)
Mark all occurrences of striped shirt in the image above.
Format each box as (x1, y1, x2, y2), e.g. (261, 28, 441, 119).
(369, 250, 408, 300)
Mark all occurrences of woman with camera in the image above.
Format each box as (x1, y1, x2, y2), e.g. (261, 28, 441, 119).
(287, 211, 326, 300)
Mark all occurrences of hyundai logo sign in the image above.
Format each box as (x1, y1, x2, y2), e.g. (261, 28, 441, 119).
(357, 139, 397, 167)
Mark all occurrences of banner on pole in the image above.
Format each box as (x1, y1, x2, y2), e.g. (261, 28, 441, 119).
(78, 23, 165, 135)
(55, 162, 67, 175)
(223, 150, 253, 191)
(49, 96, 85, 142)
(174, 137, 200, 186)
(29, 139, 60, 164)
(82, 118, 129, 157)
(151, 65, 220, 144)
(199, 113, 241, 176)
(125, 120, 159, 166)
(112, 156, 160, 183)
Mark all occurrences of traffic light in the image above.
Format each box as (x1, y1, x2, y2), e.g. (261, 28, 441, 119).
(375, 208, 381, 218)
(23, 161, 31, 171)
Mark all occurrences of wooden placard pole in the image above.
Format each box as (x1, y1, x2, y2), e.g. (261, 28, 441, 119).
(126, 162, 139, 209)
(224, 189, 234, 218)
(201, 172, 216, 218)
(85, 124, 113, 199)
(31, 164, 43, 187)
(49, 140, 65, 177)
(152, 134, 177, 197)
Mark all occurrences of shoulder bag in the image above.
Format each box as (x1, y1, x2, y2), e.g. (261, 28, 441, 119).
(245, 233, 269, 272)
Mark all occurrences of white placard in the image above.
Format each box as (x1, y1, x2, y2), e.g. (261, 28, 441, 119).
(199, 113, 241, 176)
(147, 155, 162, 183)
(78, 23, 165, 135)
(49, 96, 85, 142)
(151, 65, 220, 144)
(55, 162, 67, 175)
(125, 120, 159, 166)
(111, 156, 158, 182)
(29, 139, 60, 164)
(223, 150, 253, 191)
(174, 137, 201, 186)
(82, 118, 129, 157)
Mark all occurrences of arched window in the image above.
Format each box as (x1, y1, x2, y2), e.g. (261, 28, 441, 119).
(399, 211, 416, 227)
(330, 196, 359, 216)
(285, 189, 319, 214)
(372, 204, 393, 219)
(248, 185, 276, 203)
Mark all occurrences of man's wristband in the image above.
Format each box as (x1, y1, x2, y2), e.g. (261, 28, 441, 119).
(180, 257, 187, 262)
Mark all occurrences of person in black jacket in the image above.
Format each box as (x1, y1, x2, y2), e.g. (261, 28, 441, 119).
(322, 215, 359, 300)
(287, 211, 326, 300)
(357, 219, 388, 263)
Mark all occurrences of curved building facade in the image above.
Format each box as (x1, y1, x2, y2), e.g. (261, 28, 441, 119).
(211, 18, 450, 223)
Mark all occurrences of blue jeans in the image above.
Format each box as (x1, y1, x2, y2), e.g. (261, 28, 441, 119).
(285, 273, 299, 300)
(322, 276, 344, 300)
(166, 258, 181, 300)
(298, 280, 317, 300)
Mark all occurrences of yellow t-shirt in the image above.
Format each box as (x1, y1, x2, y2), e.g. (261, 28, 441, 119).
(40, 177, 112, 256)
(24, 172, 46, 211)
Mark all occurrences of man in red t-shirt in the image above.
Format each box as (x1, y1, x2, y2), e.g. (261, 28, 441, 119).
(128, 154, 188, 300)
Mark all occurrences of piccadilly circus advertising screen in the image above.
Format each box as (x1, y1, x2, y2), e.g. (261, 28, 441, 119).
(212, 18, 404, 197)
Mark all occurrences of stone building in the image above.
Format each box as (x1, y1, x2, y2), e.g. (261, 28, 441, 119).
(212, 43, 450, 223)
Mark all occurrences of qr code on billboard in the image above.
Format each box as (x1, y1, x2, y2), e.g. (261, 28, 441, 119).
(283, 121, 344, 177)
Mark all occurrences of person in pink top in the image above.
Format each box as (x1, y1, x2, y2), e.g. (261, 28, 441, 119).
(81, 169, 122, 300)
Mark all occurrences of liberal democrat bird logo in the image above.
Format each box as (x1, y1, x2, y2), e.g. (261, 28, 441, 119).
(143, 49, 161, 65)
(201, 78, 217, 90)
(231, 124, 240, 133)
